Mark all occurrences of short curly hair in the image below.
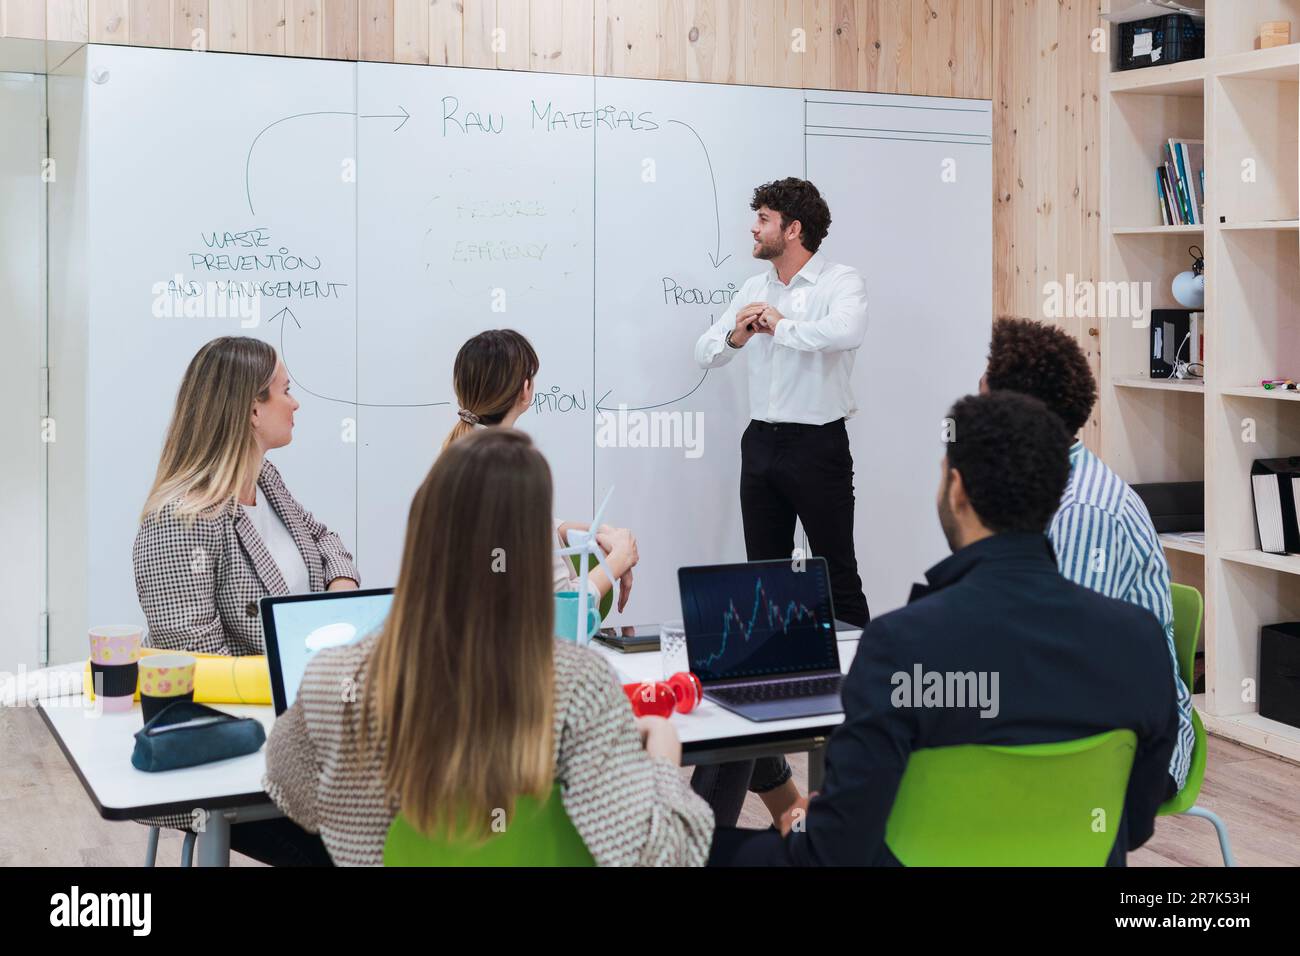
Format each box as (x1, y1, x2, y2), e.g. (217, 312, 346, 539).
(945, 392, 1072, 534)
(751, 178, 831, 253)
(984, 317, 1098, 435)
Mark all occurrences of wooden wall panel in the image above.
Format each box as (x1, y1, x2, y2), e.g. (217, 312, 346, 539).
(912, 0, 990, 98)
(321, 0, 357, 59)
(740, 0, 774, 86)
(496, 0, 529, 69)
(429, 0, 462, 65)
(684, 0, 741, 85)
(531, 0, 592, 75)
(88, 0, 128, 42)
(173, 0, 207, 51)
(803, 0, 832, 89)
(595, 0, 658, 79)
(462, 0, 494, 67)
(206, 0, 245, 52)
(128, 0, 167, 46)
(249, 0, 286, 54)
(19, 1, 995, 104)
(4, 0, 47, 38)
(772, 0, 801, 88)
(391, 0, 427, 64)
(860, 0, 910, 93)
(287, 0, 321, 57)
(48, 0, 89, 41)
(991, 0, 1104, 447)
(359, 0, 393, 61)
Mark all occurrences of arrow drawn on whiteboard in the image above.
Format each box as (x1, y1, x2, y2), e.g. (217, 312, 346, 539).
(594, 315, 717, 412)
(270, 306, 450, 409)
(666, 119, 731, 270)
(245, 107, 411, 215)
(595, 369, 709, 413)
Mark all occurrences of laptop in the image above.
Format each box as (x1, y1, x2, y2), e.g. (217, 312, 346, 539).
(261, 588, 394, 715)
(677, 558, 844, 722)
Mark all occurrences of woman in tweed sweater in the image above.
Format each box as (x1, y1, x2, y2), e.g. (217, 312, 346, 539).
(264, 429, 714, 866)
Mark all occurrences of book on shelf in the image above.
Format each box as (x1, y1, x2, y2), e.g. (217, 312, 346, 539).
(1154, 139, 1204, 225)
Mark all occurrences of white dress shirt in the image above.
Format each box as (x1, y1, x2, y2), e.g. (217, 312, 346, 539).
(242, 496, 312, 594)
(694, 252, 868, 425)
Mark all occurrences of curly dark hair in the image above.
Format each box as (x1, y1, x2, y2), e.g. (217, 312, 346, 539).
(751, 178, 831, 253)
(984, 317, 1098, 435)
(945, 392, 1072, 534)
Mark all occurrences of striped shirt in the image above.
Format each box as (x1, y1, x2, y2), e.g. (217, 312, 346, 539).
(1048, 441, 1194, 790)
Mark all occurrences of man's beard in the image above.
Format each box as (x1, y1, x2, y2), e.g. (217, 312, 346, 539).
(753, 236, 784, 260)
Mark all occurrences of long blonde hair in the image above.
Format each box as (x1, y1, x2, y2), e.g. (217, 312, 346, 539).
(365, 428, 555, 839)
(141, 336, 276, 521)
(442, 329, 539, 450)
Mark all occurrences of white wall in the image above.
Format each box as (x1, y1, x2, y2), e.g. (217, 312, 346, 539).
(0, 69, 46, 670)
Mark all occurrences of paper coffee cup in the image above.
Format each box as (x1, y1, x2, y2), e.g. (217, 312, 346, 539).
(139, 653, 197, 723)
(88, 626, 142, 714)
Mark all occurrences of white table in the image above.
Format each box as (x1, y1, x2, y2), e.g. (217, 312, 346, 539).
(36, 662, 278, 867)
(38, 634, 860, 865)
(591, 634, 860, 789)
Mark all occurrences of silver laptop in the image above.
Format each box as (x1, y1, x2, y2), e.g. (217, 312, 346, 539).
(677, 558, 844, 722)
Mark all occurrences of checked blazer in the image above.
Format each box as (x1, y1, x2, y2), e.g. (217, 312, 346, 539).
(133, 458, 359, 658)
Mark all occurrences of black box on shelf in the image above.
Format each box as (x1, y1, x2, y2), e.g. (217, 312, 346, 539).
(1117, 15, 1204, 71)
(1260, 622, 1300, 730)
(1132, 481, 1203, 533)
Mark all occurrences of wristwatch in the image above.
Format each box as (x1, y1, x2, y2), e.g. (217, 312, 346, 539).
(725, 329, 741, 349)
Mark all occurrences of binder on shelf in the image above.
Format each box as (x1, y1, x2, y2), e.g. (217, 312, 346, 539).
(1250, 458, 1300, 555)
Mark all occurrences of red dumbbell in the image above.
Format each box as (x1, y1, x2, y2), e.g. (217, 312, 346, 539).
(623, 672, 703, 718)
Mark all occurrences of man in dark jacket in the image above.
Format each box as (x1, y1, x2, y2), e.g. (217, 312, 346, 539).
(709, 391, 1179, 866)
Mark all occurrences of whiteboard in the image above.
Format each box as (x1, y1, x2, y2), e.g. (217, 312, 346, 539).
(807, 92, 993, 613)
(81, 47, 358, 642)
(71, 44, 990, 646)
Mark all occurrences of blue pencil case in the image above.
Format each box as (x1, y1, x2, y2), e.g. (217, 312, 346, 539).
(130, 700, 266, 772)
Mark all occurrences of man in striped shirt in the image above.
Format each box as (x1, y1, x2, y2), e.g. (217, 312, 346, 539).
(982, 317, 1194, 798)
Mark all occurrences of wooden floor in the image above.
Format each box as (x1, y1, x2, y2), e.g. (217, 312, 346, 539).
(4, 704, 1297, 866)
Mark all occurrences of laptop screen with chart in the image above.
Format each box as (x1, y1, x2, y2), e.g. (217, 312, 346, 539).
(678, 559, 840, 684)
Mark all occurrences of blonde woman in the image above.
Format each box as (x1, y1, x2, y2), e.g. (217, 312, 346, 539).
(134, 336, 359, 657)
(264, 428, 713, 865)
(444, 329, 637, 611)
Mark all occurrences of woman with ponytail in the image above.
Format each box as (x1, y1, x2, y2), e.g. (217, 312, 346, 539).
(444, 330, 638, 612)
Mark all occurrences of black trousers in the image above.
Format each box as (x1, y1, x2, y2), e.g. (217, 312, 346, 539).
(229, 817, 334, 866)
(691, 417, 869, 826)
(738, 418, 869, 626)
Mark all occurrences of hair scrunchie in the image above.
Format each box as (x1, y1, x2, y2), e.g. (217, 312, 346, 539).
(457, 408, 481, 425)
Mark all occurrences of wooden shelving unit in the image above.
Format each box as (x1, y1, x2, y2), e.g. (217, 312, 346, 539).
(1101, 0, 1300, 763)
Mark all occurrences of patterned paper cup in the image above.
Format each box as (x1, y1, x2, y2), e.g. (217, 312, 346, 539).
(139, 653, 197, 723)
(88, 626, 143, 714)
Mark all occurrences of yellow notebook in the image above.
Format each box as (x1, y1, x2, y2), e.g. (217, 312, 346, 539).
(83, 647, 272, 705)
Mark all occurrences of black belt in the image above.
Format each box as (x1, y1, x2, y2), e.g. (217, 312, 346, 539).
(749, 418, 845, 433)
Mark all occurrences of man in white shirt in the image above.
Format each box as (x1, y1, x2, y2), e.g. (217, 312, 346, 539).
(691, 177, 870, 825)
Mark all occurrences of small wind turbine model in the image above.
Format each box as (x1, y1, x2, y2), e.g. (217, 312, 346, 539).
(553, 486, 619, 647)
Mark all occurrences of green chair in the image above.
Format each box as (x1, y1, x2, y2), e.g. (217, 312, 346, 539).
(1160, 583, 1235, 866)
(884, 730, 1137, 866)
(382, 783, 595, 867)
